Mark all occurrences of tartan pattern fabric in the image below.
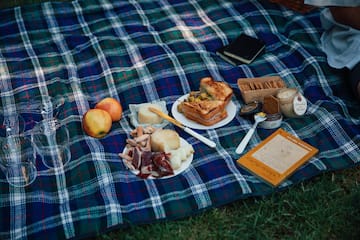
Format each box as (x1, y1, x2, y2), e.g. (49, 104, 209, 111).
(0, 0, 359, 239)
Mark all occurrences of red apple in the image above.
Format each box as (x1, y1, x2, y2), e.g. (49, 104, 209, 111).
(82, 109, 112, 138)
(95, 97, 123, 122)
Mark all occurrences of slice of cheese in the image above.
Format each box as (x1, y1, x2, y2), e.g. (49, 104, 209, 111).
(138, 103, 163, 124)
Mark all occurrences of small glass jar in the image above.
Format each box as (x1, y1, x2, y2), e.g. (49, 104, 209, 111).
(259, 112, 283, 129)
(276, 88, 307, 118)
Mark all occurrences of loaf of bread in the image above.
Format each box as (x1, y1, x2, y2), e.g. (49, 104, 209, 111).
(179, 100, 228, 126)
(150, 129, 180, 152)
(138, 103, 163, 124)
(200, 77, 233, 105)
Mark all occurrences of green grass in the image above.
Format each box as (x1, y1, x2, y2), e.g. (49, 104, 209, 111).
(95, 167, 360, 240)
(2, 1, 360, 239)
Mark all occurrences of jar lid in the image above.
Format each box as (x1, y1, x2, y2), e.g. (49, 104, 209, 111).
(259, 114, 283, 129)
(277, 88, 298, 103)
(239, 101, 262, 116)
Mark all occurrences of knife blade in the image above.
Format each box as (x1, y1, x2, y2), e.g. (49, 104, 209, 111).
(148, 107, 216, 148)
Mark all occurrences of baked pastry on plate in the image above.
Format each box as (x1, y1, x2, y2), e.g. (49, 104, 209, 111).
(177, 77, 233, 126)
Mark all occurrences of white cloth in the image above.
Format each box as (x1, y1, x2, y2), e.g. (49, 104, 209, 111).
(319, 8, 360, 69)
(304, 0, 360, 7)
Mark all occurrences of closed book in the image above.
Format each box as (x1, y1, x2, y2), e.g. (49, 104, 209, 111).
(216, 46, 242, 66)
(237, 128, 318, 187)
(223, 34, 265, 64)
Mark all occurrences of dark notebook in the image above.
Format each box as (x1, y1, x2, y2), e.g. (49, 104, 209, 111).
(216, 45, 242, 66)
(223, 34, 265, 64)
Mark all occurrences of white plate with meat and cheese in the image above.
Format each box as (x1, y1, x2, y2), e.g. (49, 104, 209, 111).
(171, 94, 237, 130)
(121, 137, 194, 179)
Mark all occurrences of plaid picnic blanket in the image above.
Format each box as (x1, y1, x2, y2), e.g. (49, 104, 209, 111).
(0, 0, 359, 239)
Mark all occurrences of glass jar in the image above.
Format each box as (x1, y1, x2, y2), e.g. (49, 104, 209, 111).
(276, 88, 307, 118)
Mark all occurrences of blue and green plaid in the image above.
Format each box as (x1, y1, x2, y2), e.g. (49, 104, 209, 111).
(0, 0, 359, 239)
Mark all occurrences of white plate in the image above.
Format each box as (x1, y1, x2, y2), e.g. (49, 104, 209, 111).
(171, 94, 237, 130)
(122, 138, 193, 179)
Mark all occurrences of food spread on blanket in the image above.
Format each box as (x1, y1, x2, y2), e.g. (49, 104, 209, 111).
(119, 126, 194, 179)
(177, 77, 233, 126)
(119, 75, 310, 178)
(1, 1, 351, 238)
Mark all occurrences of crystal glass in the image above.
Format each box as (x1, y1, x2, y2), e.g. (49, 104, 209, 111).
(0, 136, 37, 187)
(31, 119, 70, 169)
(37, 145, 71, 169)
(19, 95, 66, 129)
(0, 112, 25, 137)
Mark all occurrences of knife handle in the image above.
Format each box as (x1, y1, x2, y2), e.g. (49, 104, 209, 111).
(235, 127, 255, 154)
(184, 127, 216, 148)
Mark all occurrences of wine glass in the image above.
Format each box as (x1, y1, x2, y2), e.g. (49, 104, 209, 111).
(20, 95, 66, 129)
(0, 112, 25, 137)
(0, 136, 37, 187)
(31, 119, 70, 169)
(0, 112, 35, 187)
